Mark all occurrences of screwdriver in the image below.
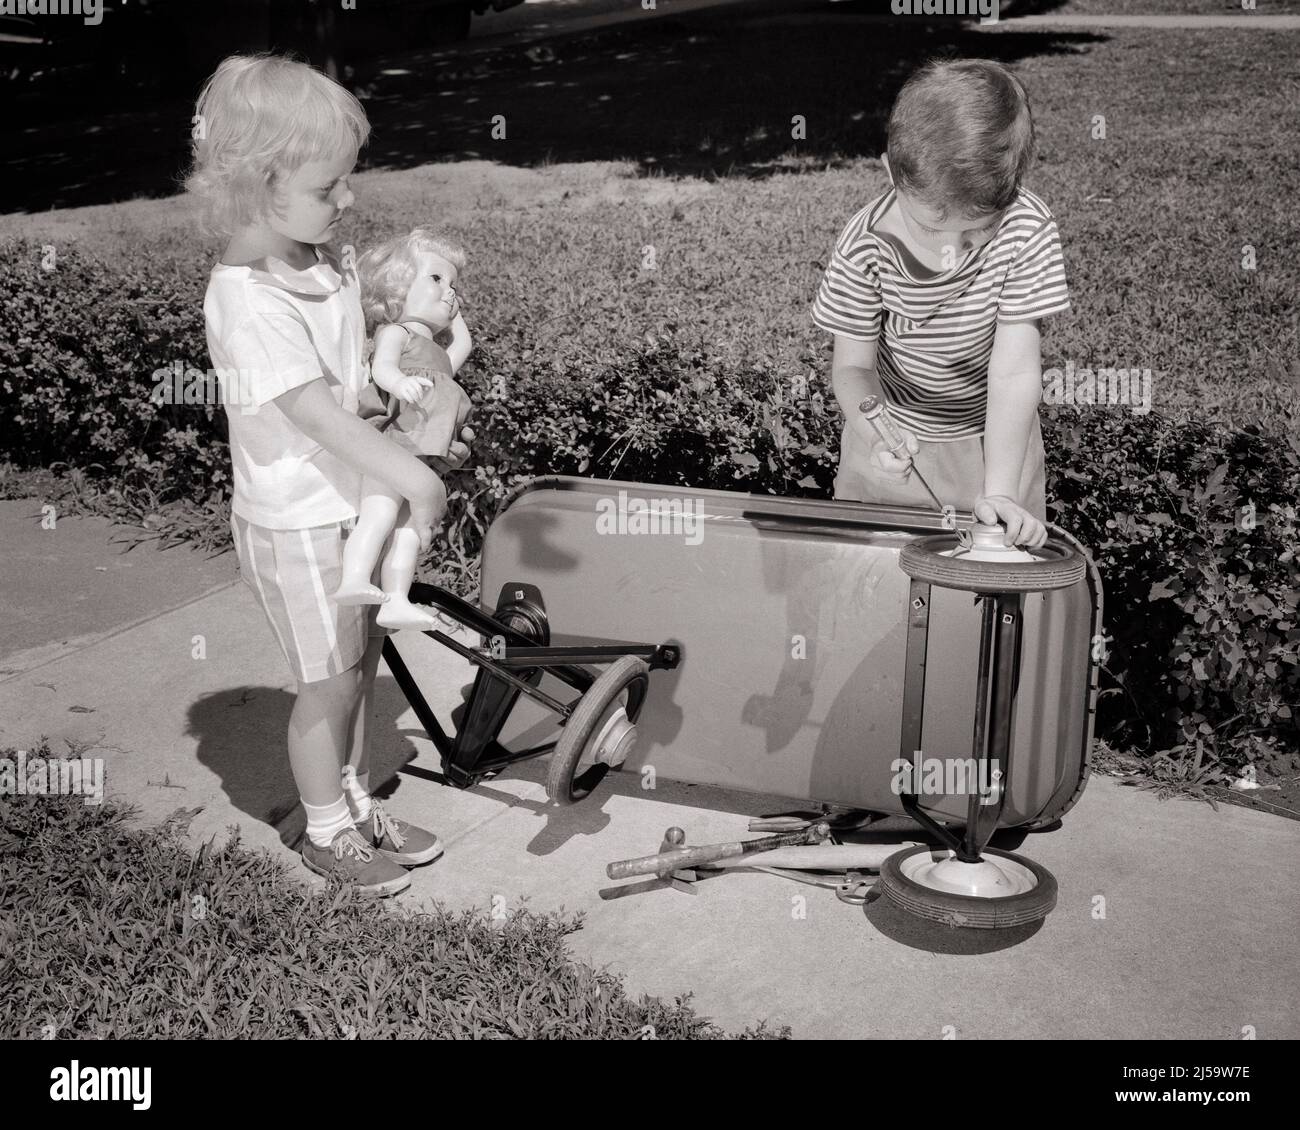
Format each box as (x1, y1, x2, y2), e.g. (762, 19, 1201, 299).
(857, 395, 948, 514)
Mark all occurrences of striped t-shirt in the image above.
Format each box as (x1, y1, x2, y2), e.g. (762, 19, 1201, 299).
(811, 187, 1070, 441)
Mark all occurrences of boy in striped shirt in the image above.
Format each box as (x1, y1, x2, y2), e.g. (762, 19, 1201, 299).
(812, 59, 1070, 548)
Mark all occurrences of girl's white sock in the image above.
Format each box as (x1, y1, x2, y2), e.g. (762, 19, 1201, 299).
(341, 765, 372, 821)
(304, 795, 356, 849)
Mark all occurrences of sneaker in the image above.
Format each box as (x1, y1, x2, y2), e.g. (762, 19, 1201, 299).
(355, 801, 444, 867)
(301, 827, 411, 897)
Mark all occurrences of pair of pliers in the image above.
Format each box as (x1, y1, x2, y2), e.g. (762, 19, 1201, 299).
(748, 865, 876, 905)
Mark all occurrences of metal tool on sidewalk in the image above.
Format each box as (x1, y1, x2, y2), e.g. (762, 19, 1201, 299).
(598, 826, 701, 899)
(747, 866, 876, 906)
(747, 816, 816, 832)
(603, 824, 908, 907)
(606, 822, 832, 881)
(698, 842, 917, 871)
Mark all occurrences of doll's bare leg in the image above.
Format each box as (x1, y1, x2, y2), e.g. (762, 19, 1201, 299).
(333, 479, 399, 606)
(375, 504, 441, 631)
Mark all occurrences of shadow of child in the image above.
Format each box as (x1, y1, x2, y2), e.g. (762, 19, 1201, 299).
(185, 674, 416, 850)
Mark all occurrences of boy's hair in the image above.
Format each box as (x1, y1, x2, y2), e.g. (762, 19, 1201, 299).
(185, 54, 370, 237)
(358, 229, 468, 333)
(886, 58, 1036, 219)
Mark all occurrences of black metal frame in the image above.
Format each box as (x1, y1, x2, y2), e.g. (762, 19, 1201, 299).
(898, 578, 1023, 863)
(382, 580, 681, 789)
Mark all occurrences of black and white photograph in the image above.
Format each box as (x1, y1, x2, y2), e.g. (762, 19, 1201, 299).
(1, 0, 1296, 1081)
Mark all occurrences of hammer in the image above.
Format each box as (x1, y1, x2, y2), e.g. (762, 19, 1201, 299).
(607, 823, 831, 881)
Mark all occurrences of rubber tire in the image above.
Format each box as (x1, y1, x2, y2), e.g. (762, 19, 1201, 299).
(899, 534, 1085, 594)
(877, 844, 1058, 929)
(546, 656, 650, 805)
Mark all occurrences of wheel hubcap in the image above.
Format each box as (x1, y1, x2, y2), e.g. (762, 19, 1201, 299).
(899, 850, 1039, 898)
(591, 706, 638, 767)
(941, 522, 1039, 564)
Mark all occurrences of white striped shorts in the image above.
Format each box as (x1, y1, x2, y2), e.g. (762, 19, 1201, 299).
(230, 513, 385, 684)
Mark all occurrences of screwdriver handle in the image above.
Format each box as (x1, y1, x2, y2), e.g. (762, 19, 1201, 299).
(859, 395, 911, 457)
(859, 395, 951, 516)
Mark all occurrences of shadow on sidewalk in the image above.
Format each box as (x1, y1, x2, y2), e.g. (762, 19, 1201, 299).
(185, 674, 419, 851)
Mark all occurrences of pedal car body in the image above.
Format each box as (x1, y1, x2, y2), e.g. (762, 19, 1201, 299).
(482, 476, 1102, 829)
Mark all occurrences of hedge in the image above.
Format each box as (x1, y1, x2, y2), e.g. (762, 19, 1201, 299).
(2, 239, 1295, 774)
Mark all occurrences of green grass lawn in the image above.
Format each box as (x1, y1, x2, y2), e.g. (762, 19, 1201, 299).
(0, 770, 787, 1039)
(4, 22, 1295, 429)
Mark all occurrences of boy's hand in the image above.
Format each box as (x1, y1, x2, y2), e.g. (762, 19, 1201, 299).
(869, 427, 920, 479)
(973, 494, 1047, 548)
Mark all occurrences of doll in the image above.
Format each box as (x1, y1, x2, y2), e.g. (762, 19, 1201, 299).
(332, 228, 474, 629)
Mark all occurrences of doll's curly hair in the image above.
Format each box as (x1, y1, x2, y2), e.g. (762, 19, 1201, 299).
(358, 229, 467, 334)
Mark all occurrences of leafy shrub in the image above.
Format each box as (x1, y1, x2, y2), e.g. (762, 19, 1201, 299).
(0, 240, 224, 505)
(2, 240, 1296, 777)
(454, 326, 837, 547)
(0, 762, 788, 1040)
(1043, 407, 1300, 772)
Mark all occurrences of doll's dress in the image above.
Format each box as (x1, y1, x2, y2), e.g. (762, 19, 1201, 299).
(358, 322, 472, 458)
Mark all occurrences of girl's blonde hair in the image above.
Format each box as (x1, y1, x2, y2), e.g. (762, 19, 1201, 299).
(185, 54, 370, 237)
(359, 228, 468, 333)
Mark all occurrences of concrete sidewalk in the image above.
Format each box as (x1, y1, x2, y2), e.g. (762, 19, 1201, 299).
(0, 500, 238, 678)
(2, 519, 1297, 1038)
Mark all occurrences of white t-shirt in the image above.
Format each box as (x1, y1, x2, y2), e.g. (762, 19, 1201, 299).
(204, 246, 367, 529)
